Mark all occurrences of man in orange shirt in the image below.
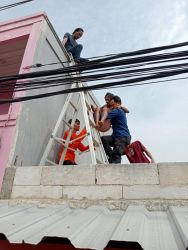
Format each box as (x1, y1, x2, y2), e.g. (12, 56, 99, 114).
(58, 119, 89, 165)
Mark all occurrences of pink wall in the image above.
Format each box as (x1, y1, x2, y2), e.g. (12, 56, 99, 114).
(0, 13, 45, 188)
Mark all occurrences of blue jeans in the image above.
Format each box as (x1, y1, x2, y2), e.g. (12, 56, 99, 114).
(68, 44, 89, 63)
(68, 44, 83, 60)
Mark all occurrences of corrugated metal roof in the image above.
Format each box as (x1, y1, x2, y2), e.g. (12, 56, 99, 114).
(0, 201, 187, 250)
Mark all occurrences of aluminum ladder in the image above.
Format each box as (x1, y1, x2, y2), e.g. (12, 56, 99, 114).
(39, 80, 108, 166)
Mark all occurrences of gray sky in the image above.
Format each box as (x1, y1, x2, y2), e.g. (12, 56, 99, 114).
(1, 0, 188, 163)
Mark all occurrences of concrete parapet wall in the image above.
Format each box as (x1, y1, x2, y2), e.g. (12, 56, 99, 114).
(11, 185, 62, 199)
(0, 168, 16, 199)
(158, 162, 188, 186)
(123, 185, 188, 199)
(96, 164, 159, 185)
(1, 163, 188, 202)
(41, 165, 95, 186)
(62, 185, 122, 200)
(14, 166, 43, 186)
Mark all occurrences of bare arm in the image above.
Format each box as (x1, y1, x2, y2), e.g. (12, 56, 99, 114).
(78, 142, 89, 152)
(62, 36, 68, 45)
(144, 148, 155, 163)
(121, 106, 130, 113)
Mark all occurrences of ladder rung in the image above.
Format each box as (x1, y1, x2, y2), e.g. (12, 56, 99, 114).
(70, 101, 78, 111)
(78, 149, 90, 155)
(96, 158, 103, 164)
(92, 137, 100, 147)
(71, 133, 88, 143)
(53, 137, 66, 146)
(62, 119, 72, 128)
(88, 117, 96, 127)
(46, 159, 58, 166)
(85, 100, 91, 110)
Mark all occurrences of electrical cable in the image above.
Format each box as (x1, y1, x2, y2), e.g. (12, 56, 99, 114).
(1, 66, 188, 104)
(1, 40, 188, 103)
(0, 0, 33, 11)
(22, 41, 188, 68)
(1, 58, 188, 90)
(1, 48, 188, 84)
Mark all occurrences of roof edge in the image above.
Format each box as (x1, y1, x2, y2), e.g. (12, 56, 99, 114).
(0, 12, 47, 27)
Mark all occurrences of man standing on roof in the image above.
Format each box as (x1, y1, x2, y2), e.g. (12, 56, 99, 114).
(58, 119, 89, 165)
(124, 140, 155, 163)
(62, 28, 89, 63)
(101, 96, 131, 164)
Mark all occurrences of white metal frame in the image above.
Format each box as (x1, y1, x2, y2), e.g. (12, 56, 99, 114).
(39, 63, 108, 166)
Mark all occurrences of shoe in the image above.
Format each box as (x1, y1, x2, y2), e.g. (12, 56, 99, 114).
(75, 58, 89, 64)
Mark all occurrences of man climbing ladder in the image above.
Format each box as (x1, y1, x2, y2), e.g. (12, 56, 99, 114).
(39, 82, 108, 166)
(58, 119, 89, 165)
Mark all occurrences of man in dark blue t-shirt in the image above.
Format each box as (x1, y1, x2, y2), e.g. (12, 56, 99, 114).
(101, 96, 131, 163)
(62, 28, 88, 63)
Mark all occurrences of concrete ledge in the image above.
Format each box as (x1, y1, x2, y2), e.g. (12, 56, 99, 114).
(6, 198, 188, 211)
(96, 164, 159, 185)
(62, 185, 122, 200)
(123, 185, 188, 199)
(3, 163, 188, 202)
(13, 166, 43, 186)
(0, 167, 16, 199)
(11, 185, 62, 199)
(158, 163, 188, 186)
(41, 165, 95, 186)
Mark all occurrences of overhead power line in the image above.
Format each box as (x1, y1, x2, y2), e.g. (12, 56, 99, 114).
(0, 0, 33, 12)
(0, 66, 188, 104)
(22, 40, 188, 69)
(1, 40, 188, 104)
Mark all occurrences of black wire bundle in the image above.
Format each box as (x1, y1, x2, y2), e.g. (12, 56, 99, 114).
(0, 0, 33, 11)
(1, 40, 188, 104)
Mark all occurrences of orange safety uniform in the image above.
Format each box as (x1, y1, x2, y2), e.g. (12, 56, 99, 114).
(58, 128, 89, 164)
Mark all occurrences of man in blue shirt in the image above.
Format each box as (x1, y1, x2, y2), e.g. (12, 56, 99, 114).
(101, 96, 131, 163)
(62, 28, 89, 63)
